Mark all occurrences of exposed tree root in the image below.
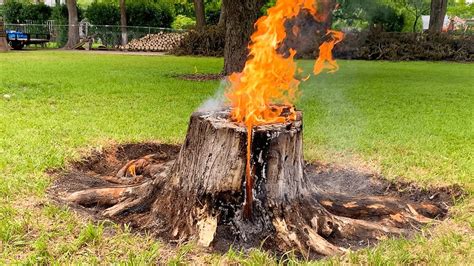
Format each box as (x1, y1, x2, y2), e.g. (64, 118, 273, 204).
(55, 111, 453, 258)
(64, 152, 444, 257)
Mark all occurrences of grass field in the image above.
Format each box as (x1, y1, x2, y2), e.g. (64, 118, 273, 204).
(0, 50, 472, 264)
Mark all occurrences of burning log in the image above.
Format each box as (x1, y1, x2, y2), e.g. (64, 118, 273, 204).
(64, 109, 445, 256)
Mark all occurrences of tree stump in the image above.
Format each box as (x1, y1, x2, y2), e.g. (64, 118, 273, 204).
(65, 110, 446, 257)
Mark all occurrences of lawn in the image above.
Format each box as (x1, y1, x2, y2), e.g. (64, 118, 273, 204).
(0, 50, 472, 264)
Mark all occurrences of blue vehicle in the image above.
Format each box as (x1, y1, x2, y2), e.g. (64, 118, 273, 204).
(6, 30, 50, 50)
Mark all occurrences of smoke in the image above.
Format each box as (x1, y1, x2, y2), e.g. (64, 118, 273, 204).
(197, 78, 229, 112)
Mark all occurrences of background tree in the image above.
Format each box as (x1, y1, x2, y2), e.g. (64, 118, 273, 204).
(222, 0, 265, 75)
(217, 0, 226, 28)
(0, 17, 9, 52)
(119, 0, 127, 46)
(447, 0, 474, 19)
(193, 0, 205, 30)
(429, 0, 448, 32)
(65, 0, 80, 49)
(318, 0, 337, 30)
(395, 0, 430, 32)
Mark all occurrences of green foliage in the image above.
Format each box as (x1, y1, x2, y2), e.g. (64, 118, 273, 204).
(172, 14, 195, 29)
(204, 0, 221, 25)
(173, 0, 194, 17)
(127, 0, 174, 28)
(21, 3, 52, 22)
(86, 0, 174, 27)
(392, 0, 430, 32)
(3, 1, 52, 23)
(3, 1, 22, 23)
(448, 1, 474, 19)
(86, 1, 119, 25)
(369, 4, 405, 32)
(334, 0, 405, 32)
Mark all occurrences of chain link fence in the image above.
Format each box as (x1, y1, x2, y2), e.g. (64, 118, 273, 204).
(4, 22, 185, 49)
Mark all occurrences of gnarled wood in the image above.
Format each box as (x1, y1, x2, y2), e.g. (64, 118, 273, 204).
(64, 110, 446, 257)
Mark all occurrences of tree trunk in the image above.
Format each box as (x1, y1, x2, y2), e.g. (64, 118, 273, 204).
(428, 0, 448, 33)
(119, 0, 127, 46)
(64, 109, 445, 256)
(413, 15, 420, 32)
(318, 0, 337, 30)
(222, 0, 265, 75)
(65, 0, 80, 49)
(217, 1, 226, 29)
(0, 18, 9, 52)
(193, 0, 206, 31)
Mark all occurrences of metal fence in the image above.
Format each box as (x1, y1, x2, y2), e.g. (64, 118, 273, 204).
(4, 22, 185, 48)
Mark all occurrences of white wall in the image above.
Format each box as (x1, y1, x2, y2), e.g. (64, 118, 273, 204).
(422, 15, 451, 30)
(43, 0, 66, 7)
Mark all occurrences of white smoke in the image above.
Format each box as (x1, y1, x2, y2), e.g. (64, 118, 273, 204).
(197, 78, 229, 112)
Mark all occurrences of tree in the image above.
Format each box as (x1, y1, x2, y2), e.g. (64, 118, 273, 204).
(397, 0, 431, 32)
(0, 17, 9, 52)
(222, 0, 265, 75)
(217, 0, 226, 28)
(429, 0, 448, 32)
(119, 0, 127, 46)
(318, 0, 337, 30)
(65, 0, 80, 49)
(193, 0, 206, 30)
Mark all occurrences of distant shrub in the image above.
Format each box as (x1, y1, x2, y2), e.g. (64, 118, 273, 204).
(126, 0, 174, 28)
(368, 5, 405, 32)
(86, 0, 173, 28)
(172, 15, 195, 30)
(86, 1, 119, 26)
(333, 32, 474, 61)
(4, 1, 52, 23)
(172, 25, 225, 56)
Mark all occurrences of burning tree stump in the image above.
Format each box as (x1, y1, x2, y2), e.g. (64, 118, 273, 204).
(64, 110, 446, 257)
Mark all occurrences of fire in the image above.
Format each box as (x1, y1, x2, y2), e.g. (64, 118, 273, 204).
(225, 0, 344, 218)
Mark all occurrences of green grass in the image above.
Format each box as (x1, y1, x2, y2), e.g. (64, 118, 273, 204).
(0, 50, 472, 264)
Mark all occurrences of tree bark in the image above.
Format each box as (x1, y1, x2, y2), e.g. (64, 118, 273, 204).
(193, 0, 206, 31)
(119, 0, 127, 46)
(64, 109, 445, 256)
(318, 0, 337, 30)
(428, 0, 448, 33)
(0, 18, 9, 52)
(222, 0, 265, 75)
(65, 0, 80, 49)
(217, 1, 226, 29)
(413, 14, 420, 32)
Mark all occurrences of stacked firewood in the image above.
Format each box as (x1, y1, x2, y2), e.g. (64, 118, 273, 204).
(119, 32, 185, 52)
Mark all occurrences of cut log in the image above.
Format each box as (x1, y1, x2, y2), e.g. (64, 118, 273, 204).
(64, 109, 445, 256)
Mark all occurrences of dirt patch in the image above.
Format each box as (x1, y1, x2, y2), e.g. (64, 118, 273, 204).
(48, 142, 464, 258)
(175, 73, 224, 81)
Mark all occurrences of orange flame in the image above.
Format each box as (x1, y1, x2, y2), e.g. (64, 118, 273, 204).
(225, 0, 344, 218)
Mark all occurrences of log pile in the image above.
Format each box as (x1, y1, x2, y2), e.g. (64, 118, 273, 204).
(119, 32, 185, 52)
